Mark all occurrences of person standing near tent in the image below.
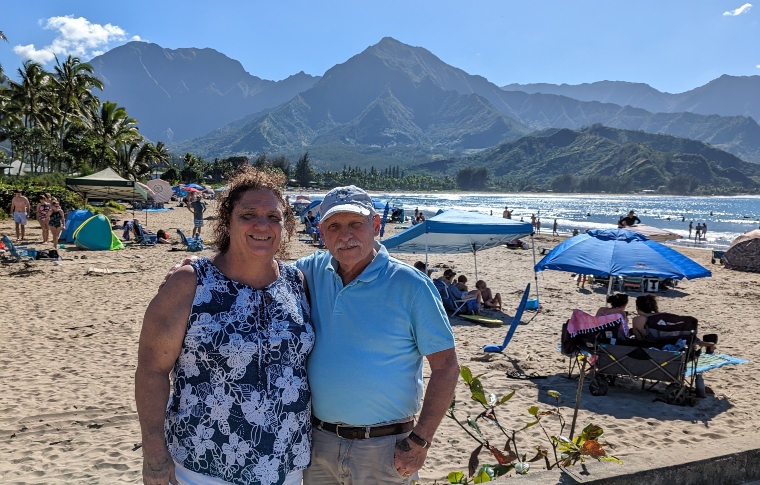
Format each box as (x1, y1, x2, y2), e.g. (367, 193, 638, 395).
(186, 193, 207, 238)
(36, 195, 51, 244)
(48, 199, 65, 247)
(10, 189, 30, 242)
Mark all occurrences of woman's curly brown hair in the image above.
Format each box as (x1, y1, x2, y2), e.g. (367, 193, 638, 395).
(213, 166, 295, 255)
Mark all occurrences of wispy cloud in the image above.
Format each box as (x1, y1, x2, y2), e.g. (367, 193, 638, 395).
(13, 16, 132, 63)
(723, 3, 752, 16)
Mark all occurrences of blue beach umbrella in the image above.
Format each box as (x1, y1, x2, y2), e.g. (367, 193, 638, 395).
(535, 229, 711, 288)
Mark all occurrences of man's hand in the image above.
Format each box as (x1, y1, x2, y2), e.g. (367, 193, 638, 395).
(158, 257, 198, 291)
(394, 437, 428, 478)
(142, 448, 177, 485)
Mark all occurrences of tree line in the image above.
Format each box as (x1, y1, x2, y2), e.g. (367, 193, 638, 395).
(0, 56, 170, 179)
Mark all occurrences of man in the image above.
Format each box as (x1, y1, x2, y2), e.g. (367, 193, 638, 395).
(621, 210, 641, 227)
(689, 220, 693, 239)
(553, 219, 559, 236)
(502, 206, 511, 219)
(702, 222, 707, 240)
(185, 193, 206, 238)
(10, 189, 30, 241)
(297, 185, 459, 484)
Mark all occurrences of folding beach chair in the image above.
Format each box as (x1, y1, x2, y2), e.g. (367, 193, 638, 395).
(433, 279, 479, 316)
(1, 235, 33, 262)
(177, 228, 203, 252)
(132, 223, 156, 246)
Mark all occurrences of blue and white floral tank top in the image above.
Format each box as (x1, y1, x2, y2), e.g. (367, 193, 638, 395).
(165, 257, 314, 485)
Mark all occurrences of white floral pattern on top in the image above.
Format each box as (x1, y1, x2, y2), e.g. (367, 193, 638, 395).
(165, 258, 313, 485)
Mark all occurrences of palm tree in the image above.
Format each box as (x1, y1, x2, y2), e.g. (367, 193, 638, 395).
(51, 55, 104, 171)
(8, 61, 52, 130)
(87, 101, 141, 173)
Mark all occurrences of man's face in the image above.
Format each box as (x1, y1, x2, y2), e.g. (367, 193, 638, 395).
(320, 212, 379, 272)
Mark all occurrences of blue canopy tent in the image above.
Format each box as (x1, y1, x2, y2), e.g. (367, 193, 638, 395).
(383, 208, 535, 285)
(535, 228, 711, 295)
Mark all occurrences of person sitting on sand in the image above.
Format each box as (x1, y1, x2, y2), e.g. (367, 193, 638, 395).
(437, 269, 483, 310)
(413, 260, 433, 278)
(475, 280, 502, 310)
(155, 229, 171, 244)
(596, 293, 629, 322)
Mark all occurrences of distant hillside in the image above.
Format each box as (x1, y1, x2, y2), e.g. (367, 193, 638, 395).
(176, 38, 760, 164)
(414, 125, 760, 193)
(502, 75, 760, 125)
(89, 42, 320, 142)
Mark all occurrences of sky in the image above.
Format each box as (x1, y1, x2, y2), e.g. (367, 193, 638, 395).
(1, 0, 758, 93)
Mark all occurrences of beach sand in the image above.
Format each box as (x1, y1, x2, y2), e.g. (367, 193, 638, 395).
(1, 201, 758, 483)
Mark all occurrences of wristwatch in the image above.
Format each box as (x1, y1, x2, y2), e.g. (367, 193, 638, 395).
(407, 431, 431, 449)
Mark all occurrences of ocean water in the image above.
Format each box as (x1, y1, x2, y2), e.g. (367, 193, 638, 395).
(374, 193, 760, 248)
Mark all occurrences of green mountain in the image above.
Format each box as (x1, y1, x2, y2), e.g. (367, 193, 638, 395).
(502, 75, 760, 126)
(174, 37, 760, 165)
(90, 42, 320, 142)
(415, 125, 760, 192)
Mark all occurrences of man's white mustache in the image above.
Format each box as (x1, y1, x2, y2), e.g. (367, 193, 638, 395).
(335, 240, 363, 250)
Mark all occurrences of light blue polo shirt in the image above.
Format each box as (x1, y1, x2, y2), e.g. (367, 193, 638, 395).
(295, 242, 455, 426)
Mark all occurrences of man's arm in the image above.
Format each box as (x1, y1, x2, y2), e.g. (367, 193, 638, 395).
(135, 266, 196, 485)
(395, 347, 459, 476)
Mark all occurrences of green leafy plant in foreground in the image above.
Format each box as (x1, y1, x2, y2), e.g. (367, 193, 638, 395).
(445, 366, 621, 483)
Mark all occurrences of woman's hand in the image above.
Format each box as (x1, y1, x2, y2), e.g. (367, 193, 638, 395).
(142, 448, 176, 485)
(158, 257, 199, 291)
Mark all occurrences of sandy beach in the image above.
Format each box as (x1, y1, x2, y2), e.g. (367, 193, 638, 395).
(1, 200, 758, 484)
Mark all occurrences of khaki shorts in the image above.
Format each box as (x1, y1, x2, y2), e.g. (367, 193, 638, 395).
(305, 427, 417, 484)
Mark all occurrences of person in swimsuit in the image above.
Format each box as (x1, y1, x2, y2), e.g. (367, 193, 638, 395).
(48, 199, 65, 248)
(36, 195, 51, 244)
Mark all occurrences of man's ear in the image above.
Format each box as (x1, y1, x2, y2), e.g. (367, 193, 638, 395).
(372, 214, 381, 236)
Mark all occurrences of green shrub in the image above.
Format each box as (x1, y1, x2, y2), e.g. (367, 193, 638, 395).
(0, 207, 8, 221)
(105, 200, 127, 212)
(0, 183, 84, 218)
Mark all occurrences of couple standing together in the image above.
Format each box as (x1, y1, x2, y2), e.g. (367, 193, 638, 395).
(136, 167, 459, 485)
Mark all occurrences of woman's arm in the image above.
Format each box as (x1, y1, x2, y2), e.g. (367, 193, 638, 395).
(631, 315, 646, 340)
(135, 266, 196, 485)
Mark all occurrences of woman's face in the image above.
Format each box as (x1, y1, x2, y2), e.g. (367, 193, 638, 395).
(228, 188, 284, 259)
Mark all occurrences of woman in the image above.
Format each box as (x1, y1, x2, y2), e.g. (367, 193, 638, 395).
(596, 293, 629, 319)
(48, 199, 65, 247)
(631, 294, 658, 340)
(136, 168, 313, 485)
(36, 195, 51, 243)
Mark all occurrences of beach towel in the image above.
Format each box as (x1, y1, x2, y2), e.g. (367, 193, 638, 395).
(685, 353, 749, 377)
(567, 309, 629, 338)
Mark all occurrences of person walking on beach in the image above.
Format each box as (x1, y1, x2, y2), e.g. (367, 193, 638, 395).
(531, 213, 536, 229)
(535, 218, 541, 234)
(688, 221, 693, 239)
(695, 223, 702, 241)
(553, 219, 558, 236)
(10, 189, 30, 242)
(702, 222, 707, 240)
(186, 193, 206, 238)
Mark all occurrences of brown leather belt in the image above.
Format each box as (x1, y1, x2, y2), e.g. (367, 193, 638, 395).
(312, 417, 414, 440)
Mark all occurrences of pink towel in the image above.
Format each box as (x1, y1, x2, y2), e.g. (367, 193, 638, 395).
(567, 309, 629, 338)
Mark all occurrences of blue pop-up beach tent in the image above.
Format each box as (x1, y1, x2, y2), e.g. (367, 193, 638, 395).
(61, 209, 94, 243)
(535, 228, 711, 294)
(383, 209, 534, 280)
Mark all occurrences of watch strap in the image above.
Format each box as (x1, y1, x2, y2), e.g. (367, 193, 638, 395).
(407, 431, 431, 449)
